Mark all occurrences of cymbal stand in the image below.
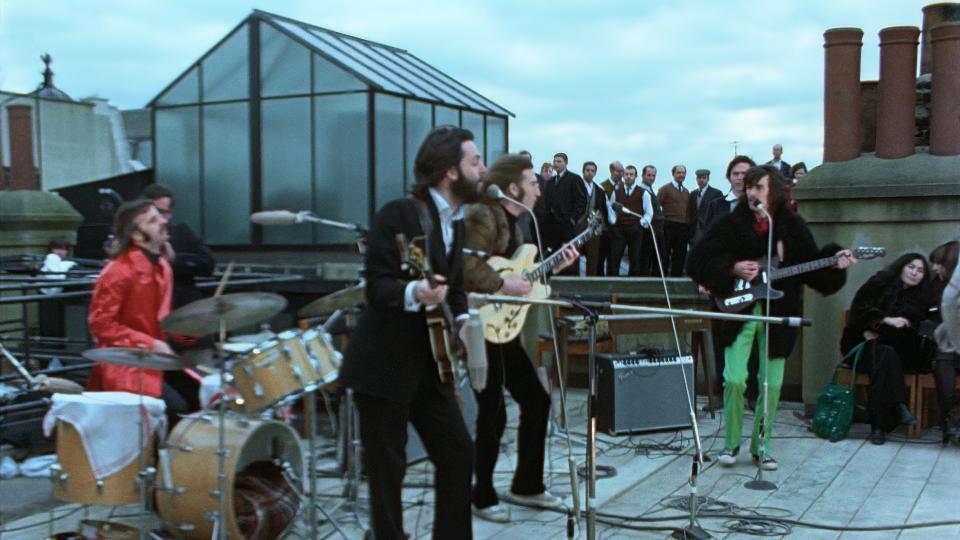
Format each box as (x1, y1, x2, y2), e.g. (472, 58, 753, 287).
(211, 316, 229, 540)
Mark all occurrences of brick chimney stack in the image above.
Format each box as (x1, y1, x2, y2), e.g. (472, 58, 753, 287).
(930, 21, 960, 155)
(823, 28, 864, 163)
(7, 105, 39, 190)
(875, 26, 920, 159)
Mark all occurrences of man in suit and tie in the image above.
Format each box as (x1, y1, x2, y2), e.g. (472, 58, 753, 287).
(765, 144, 791, 178)
(340, 126, 484, 540)
(574, 161, 608, 275)
(688, 169, 723, 247)
(598, 161, 624, 275)
(540, 152, 583, 267)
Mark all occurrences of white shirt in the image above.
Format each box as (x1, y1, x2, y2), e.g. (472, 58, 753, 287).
(671, 180, 684, 192)
(40, 253, 77, 295)
(607, 182, 654, 228)
(403, 188, 465, 314)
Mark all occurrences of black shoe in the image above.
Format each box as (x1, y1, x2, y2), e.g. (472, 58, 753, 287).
(943, 415, 960, 445)
(898, 403, 918, 426)
(869, 427, 885, 445)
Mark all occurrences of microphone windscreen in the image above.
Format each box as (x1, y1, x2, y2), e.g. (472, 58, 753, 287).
(485, 184, 504, 199)
(465, 309, 488, 391)
(611, 202, 624, 213)
(251, 210, 300, 225)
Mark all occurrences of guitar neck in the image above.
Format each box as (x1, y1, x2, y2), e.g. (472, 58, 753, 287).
(526, 227, 595, 282)
(769, 255, 838, 281)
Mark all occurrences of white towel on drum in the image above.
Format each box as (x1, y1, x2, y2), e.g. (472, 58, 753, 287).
(42, 391, 167, 479)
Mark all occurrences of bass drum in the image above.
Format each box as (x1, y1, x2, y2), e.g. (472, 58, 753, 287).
(156, 413, 303, 539)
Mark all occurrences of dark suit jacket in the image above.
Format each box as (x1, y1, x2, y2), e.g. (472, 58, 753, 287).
(766, 160, 791, 178)
(340, 196, 467, 404)
(168, 223, 216, 308)
(689, 185, 724, 245)
(541, 170, 584, 251)
(702, 192, 737, 235)
(573, 179, 608, 229)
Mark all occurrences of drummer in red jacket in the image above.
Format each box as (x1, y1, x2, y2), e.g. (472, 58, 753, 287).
(87, 199, 192, 426)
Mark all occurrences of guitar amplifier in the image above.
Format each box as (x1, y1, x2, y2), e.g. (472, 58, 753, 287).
(596, 352, 695, 435)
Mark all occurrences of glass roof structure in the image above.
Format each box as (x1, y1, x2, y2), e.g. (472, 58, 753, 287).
(147, 10, 511, 247)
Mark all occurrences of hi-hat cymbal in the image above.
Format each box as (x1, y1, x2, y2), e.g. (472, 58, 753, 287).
(298, 282, 365, 318)
(82, 348, 195, 371)
(161, 292, 287, 338)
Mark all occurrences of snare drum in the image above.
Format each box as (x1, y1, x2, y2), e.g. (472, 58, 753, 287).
(228, 330, 319, 411)
(157, 413, 303, 540)
(301, 327, 343, 384)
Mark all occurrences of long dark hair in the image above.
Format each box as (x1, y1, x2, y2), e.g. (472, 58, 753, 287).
(412, 126, 474, 199)
(877, 252, 931, 289)
(743, 164, 786, 213)
(930, 240, 959, 280)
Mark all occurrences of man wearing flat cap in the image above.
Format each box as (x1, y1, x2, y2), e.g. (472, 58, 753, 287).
(689, 168, 723, 247)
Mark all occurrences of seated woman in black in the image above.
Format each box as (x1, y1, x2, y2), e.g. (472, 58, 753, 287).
(929, 240, 959, 443)
(840, 253, 933, 445)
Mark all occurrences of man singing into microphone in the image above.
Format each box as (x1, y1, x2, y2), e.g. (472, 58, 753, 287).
(462, 154, 577, 522)
(339, 126, 482, 540)
(686, 165, 855, 470)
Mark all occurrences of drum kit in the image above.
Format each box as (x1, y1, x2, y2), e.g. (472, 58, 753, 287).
(36, 283, 365, 540)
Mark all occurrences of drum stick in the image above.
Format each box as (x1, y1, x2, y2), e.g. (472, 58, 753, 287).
(213, 261, 235, 298)
(0, 342, 35, 385)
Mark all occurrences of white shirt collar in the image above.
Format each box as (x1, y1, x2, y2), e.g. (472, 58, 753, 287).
(428, 188, 462, 221)
(672, 180, 683, 191)
(725, 190, 740, 202)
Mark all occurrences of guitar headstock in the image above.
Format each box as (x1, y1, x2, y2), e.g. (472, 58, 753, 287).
(852, 246, 886, 260)
(396, 233, 430, 279)
(588, 210, 604, 234)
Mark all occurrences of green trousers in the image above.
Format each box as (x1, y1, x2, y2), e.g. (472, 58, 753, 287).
(723, 305, 786, 455)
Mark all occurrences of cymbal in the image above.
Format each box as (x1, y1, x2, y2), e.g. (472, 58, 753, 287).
(299, 282, 365, 318)
(161, 292, 287, 338)
(82, 348, 195, 371)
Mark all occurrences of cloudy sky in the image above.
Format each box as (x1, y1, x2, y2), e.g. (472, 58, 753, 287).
(0, 0, 934, 191)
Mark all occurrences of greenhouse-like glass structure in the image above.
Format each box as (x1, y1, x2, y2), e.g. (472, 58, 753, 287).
(148, 10, 512, 246)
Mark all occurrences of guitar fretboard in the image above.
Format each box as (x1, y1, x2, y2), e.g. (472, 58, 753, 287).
(769, 255, 839, 281)
(524, 226, 598, 282)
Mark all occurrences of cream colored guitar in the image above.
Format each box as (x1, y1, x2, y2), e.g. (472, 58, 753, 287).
(480, 212, 603, 343)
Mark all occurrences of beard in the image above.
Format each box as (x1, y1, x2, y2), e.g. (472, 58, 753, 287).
(451, 165, 482, 203)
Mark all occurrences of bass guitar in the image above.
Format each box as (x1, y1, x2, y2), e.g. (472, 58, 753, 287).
(714, 246, 885, 313)
(396, 234, 463, 383)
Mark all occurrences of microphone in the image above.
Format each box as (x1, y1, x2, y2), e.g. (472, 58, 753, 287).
(611, 201, 649, 227)
(464, 308, 488, 392)
(485, 184, 505, 200)
(251, 210, 306, 225)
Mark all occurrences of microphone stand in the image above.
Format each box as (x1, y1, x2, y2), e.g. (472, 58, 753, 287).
(614, 201, 711, 539)
(744, 204, 777, 492)
(297, 212, 368, 234)
(471, 294, 805, 540)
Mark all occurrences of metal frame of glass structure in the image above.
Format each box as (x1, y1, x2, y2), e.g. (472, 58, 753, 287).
(147, 10, 512, 248)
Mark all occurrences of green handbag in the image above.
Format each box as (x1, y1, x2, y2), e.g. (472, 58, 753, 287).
(812, 341, 866, 442)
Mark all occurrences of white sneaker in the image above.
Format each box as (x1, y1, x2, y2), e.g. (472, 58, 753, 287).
(501, 490, 566, 510)
(472, 504, 511, 523)
(717, 447, 739, 466)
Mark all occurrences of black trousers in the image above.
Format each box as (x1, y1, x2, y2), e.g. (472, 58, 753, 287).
(355, 362, 474, 540)
(859, 341, 909, 432)
(933, 352, 959, 427)
(607, 223, 643, 276)
(473, 338, 551, 509)
(638, 226, 662, 276)
(663, 221, 691, 276)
